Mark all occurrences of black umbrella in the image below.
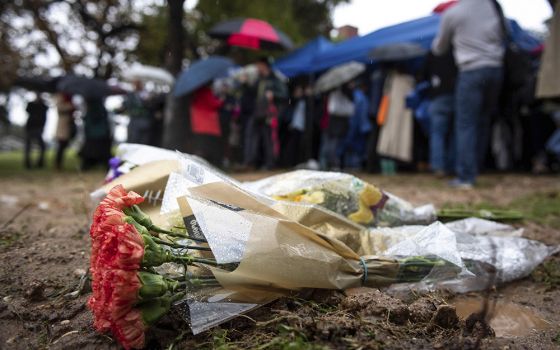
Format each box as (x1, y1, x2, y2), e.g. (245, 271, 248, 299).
(209, 18, 293, 50)
(57, 75, 124, 99)
(369, 43, 427, 62)
(13, 76, 61, 93)
(173, 56, 235, 97)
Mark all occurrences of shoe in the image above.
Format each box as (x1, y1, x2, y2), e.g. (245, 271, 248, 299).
(448, 178, 474, 190)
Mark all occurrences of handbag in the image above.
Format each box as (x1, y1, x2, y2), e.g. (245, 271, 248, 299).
(491, 0, 532, 91)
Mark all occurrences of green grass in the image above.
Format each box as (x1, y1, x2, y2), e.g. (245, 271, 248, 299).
(441, 191, 560, 228)
(257, 325, 327, 350)
(532, 257, 560, 289)
(0, 149, 81, 178)
(553, 332, 560, 345)
(201, 323, 326, 350)
(0, 230, 21, 248)
(510, 191, 560, 227)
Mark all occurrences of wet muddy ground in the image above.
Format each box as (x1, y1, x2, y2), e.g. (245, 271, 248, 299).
(0, 171, 559, 349)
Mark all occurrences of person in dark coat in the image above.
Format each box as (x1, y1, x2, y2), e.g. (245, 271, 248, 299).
(122, 80, 153, 145)
(244, 57, 288, 170)
(420, 51, 458, 176)
(0, 101, 10, 133)
(24, 95, 48, 169)
(79, 98, 112, 170)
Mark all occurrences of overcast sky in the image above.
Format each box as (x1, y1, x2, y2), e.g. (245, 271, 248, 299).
(333, 0, 553, 35)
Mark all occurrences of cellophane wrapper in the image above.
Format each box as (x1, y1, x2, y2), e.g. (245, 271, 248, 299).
(159, 154, 464, 334)
(365, 219, 560, 295)
(243, 170, 436, 227)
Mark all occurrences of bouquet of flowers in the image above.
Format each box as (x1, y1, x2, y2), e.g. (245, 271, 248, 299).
(88, 185, 217, 349)
(89, 150, 469, 348)
(243, 170, 436, 226)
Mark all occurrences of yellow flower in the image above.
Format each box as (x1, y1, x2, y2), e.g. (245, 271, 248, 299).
(348, 184, 383, 224)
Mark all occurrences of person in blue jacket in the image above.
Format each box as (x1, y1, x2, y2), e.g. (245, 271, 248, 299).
(339, 80, 371, 169)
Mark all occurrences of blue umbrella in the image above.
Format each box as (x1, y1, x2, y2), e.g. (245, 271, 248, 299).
(173, 56, 235, 97)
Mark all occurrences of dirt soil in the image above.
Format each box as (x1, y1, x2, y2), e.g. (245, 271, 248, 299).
(0, 171, 559, 350)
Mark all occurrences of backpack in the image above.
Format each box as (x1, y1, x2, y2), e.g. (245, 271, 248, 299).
(491, 0, 533, 91)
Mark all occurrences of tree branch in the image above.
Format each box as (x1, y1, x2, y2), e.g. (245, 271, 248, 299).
(102, 23, 141, 39)
(26, 0, 76, 71)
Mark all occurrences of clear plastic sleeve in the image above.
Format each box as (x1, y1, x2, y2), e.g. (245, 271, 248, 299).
(161, 167, 464, 334)
(243, 170, 436, 227)
(363, 220, 560, 294)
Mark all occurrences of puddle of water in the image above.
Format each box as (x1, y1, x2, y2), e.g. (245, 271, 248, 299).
(453, 297, 552, 337)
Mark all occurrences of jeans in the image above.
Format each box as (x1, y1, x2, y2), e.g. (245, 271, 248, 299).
(319, 133, 341, 170)
(546, 129, 560, 157)
(455, 67, 503, 183)
(338, 133, 368, 169)
(428, 94, 455, 173)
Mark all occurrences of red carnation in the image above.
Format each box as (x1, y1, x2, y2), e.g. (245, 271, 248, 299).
(88, 185, 212, 349)
(112, 309, 146, 350)
(103, 269, 142, 320)
(102, 185, 144, 210)
(88, 295, 112, 332)
(97, 222, 145, 271)
(89, 268, 141, 331)
(91, 184, 143, 239)
(111, 294, 177, 350)
(91, 205, 125, 237)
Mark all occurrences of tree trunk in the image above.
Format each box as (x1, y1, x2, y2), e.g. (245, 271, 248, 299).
(165, 0, 185, 76)
(162, 0, 191, 152)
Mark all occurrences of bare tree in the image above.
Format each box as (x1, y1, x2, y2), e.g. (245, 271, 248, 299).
(3, 0, 143, 78)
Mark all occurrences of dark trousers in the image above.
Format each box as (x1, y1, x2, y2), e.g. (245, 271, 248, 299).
(246, 120, 274, 169)
(56, 139, 70, 170)
(24, 131, 45, 169)
(128, 117, 153, 145)
(284, 129, 303, 167)
(193, 134, 222, 166)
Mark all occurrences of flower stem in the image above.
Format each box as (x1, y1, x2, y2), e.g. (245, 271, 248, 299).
(171, 274, 216, 281)
(177, 280, 221, 287)
(152, 237, 212, 251)
(172, 256, 218, 266)
(124, 205, 207, 243)
(156, 230, 208, 243)
(171, 292, 186, 303)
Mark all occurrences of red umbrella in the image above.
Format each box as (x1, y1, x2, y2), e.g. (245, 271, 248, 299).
(209, 18, 293, 50)
(433, 0, 458, 13)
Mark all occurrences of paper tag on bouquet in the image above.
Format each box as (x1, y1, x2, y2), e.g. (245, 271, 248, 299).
(161, 152, 274, 215)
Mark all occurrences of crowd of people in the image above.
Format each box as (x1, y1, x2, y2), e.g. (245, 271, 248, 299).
(10, 0, 560, 188)
(186, 57, 377, 172)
